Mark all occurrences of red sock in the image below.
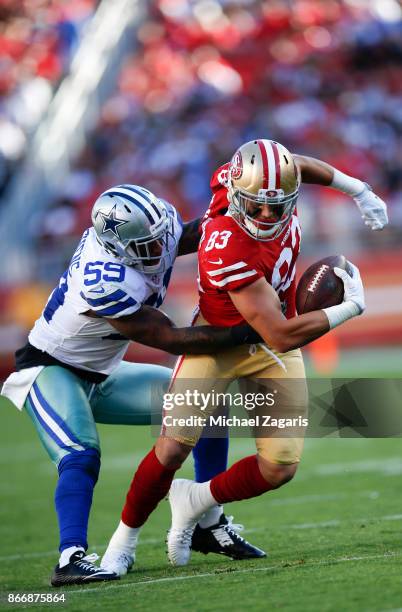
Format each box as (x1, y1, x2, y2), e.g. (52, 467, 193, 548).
(122, 447, 178, 527)
(210, 455, 273, 504)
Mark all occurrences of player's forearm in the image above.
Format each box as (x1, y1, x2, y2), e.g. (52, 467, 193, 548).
(275, 311, 331, 351)
(248, 310, 330, 353)
(293, 154, 334, 186)
(295, 154, 367, 194)
(177, 218, 202, 256)
(147, 323, 259, 355)
(108, 305, 261, 355)
(294, 154, 388, 230)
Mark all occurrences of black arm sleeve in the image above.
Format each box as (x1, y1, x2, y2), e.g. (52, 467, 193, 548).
(177, 218, 202, 256)
(105, 306, 262, 355)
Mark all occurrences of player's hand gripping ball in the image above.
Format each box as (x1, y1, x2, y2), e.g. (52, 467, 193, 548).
(296, 255, 353, 314)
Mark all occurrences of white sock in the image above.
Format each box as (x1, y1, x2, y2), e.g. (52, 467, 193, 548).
(188, 481, 217, 518)
(59, 546, 85, 568)
(105, 520, 140, 555)
(198, 505, 223, 528)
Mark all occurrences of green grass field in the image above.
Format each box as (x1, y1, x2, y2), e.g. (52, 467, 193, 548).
(1, 393, 402, 612)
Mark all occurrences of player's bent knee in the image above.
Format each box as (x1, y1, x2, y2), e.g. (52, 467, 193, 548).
(155, 436, 192, 469)
(257, 454, 298, 489)
(58, 448, 101, 483)
(271, 463, 298, 488)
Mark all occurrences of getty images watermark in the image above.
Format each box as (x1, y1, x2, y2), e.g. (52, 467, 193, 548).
(161, 389, 308, 431)
(150, 378, 402, 438)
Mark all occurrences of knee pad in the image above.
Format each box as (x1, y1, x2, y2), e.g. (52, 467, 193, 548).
(58, 448, 101, 483)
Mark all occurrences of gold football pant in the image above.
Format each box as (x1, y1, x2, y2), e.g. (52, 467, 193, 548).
(163, 315, 308, 465)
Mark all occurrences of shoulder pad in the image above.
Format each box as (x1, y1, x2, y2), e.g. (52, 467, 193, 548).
(204, 163, 230, 220)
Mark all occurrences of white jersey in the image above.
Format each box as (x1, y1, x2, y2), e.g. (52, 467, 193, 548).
(29, 204, 183, 374)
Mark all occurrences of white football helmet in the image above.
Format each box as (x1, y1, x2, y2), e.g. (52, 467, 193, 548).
(227, 139, 300, 241)
(91, 184, 177, 274)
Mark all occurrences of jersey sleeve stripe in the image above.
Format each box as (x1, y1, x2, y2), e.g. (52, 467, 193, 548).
(80, 289, 128, 307)
(209, 269, 258, 287)
(207, 261, 247, 277)
(95, 297, 138, 316)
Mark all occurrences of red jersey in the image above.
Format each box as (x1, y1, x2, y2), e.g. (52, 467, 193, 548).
(198, 164, 301, 327)
(202, 162, 231, 221)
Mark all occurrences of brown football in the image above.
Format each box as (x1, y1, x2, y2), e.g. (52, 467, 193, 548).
(296, 255, 352, 314)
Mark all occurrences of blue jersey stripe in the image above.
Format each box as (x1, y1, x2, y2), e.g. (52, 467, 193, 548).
(80, 289, 128, 307)
(44, 271, 69, 323)
(120, 184, 162, 220)
(95, 297, 138, 316)
(106, 191, 154, 225)
(32, 382, 85, 448)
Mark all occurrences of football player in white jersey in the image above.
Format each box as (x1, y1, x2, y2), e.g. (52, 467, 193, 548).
(2, 184, 267, 586)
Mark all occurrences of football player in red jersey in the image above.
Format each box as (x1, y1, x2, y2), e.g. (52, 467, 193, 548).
(102, 139, 388, 571)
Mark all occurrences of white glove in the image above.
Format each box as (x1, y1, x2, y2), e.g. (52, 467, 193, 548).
(353, 184, 388, 231)
(334, 263, 365, 314)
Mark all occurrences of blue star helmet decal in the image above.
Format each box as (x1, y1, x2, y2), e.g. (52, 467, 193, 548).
(98, 206, 127, 239)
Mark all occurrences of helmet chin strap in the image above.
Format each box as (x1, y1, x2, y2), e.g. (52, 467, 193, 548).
(228, 203, 283, 241)
(244, 216, 280, 239)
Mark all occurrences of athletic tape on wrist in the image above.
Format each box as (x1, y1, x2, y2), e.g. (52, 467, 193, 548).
(322, 301, 360, 330)
(331, 169, 365, 197)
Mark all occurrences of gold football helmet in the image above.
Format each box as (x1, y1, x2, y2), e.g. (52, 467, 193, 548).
(227, 139, 300, 241)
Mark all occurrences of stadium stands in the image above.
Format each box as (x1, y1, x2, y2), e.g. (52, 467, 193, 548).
(0, 0, 98, 196)
(0, 0, 401, 377)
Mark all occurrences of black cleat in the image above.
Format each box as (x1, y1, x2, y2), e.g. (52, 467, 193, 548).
(51, 551, 120, 587)
(191, 514, 267, 560)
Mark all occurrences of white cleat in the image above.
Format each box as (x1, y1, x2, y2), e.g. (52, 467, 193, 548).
(100, 550, 134, 576)
(166, 527, 195, 567)
(167, 479, 205, 567)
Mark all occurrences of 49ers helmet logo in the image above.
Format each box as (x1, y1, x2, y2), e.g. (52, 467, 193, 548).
(230, 150, 243, 180)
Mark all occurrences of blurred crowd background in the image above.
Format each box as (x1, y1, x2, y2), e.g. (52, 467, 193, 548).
(0, 0, 401, 379)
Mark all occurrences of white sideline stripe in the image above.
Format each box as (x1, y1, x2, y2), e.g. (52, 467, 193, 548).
(207, 261, 246, 277)
(269, 492, 348, 506)
(381, 514, 402, 521)
(2, 512, 401, 563)
(68, 552, 400, 595)
(292, 520, 341, 530)
(209, 269, 257, 287)
(316, 458, 402, 477)
(244, 513, 402, 535)
(29, 387, 85, 451)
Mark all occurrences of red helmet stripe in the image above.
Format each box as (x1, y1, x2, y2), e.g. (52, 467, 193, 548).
(257, 140, 269, 189)
(271, 141, 281, 189)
